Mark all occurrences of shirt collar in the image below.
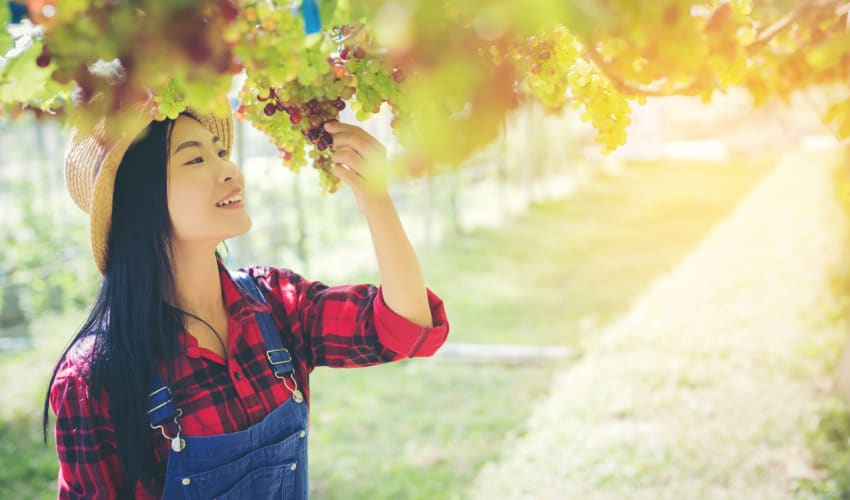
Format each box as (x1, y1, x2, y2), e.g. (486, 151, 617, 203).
(217, 258, 270, 322)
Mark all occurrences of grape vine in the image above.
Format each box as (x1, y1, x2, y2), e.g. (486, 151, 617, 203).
(0, 0, 847, 192)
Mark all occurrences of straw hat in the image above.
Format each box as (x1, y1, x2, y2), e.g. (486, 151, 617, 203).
(64, 99, 234, 274)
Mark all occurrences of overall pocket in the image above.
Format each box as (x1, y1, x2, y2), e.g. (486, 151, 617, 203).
(179, 428, 306, 499)
(214, 463, 297, 500)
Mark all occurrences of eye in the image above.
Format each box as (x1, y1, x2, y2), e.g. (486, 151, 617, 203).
(184, 150, 226, 165)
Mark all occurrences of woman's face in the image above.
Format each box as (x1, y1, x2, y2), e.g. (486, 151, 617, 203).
(167, 115, 251, 246)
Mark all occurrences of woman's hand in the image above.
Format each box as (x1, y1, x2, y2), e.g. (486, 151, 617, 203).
(322, 120, 391, 213)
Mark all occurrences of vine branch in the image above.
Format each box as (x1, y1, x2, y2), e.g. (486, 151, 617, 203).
(582, 0, 846, 98)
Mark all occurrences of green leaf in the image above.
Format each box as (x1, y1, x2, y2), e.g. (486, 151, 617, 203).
(806, 32, 850, 72)
(318, 0, 338, 28)
(0, 3, 12, 58)
(823, 99, 850, 140)
(0, 40, 55, 103)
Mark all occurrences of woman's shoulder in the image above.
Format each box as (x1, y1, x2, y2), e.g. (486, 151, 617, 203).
(237, 264, 307, 284)
(49, 333, 107, 415)
(54, 333, 102, 386)
(234, 265, 320, 300)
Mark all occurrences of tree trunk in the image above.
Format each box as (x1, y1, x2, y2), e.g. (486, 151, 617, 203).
(292, 175, 309, 274)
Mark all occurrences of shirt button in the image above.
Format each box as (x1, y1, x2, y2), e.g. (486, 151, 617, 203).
(291, 463, 297, 471)
(234, 371, 242, 380)
(299, 430, 306, 438)
(182, 478, 191, 486)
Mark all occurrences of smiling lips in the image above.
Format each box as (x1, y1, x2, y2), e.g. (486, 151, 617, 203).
(215, 189, 244, 207)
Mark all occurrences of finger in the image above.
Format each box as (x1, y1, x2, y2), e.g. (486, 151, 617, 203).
(327, 130, 373, 157)
(330, 142, 365, 159)
(322, 120, 359, 134)
(330, 149, 365, 177)
(332, 163, 359, 185)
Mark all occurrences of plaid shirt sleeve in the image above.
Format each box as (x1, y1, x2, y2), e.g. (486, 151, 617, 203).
(247, 266, 450, 369)
(49, 349, 124, 500)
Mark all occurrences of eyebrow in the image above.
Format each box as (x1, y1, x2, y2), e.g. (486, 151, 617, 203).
(173, 136, 221, 155)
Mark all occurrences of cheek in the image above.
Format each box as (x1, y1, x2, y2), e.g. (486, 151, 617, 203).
(167, 176, 212, 235)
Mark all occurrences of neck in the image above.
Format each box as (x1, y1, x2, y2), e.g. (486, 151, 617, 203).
(171, 242, 225, 320)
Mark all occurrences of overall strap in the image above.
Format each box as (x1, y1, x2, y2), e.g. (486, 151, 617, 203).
(147, 380, 185, 451)
(230, 270, 294, 379)
(147, 383, 178, 426)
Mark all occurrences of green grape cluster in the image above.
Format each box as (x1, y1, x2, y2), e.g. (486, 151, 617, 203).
(506, 27, 581, 112)
(342, 46, 403, 122)
(235, 22, 412, 192)
(485, 27, 632, 154)
(27, 0, 238, 116)
(567, 57, 632, 155)
(238, 33, 365, 193)
(224, 2, 306, 87)
(151, 79, 187, 120)
(703, 2, 752, 90)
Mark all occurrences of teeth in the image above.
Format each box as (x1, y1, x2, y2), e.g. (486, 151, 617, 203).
(216, 195, 243, 207)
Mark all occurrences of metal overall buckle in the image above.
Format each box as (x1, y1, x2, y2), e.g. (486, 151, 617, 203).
(266, 348, 304, 403)
(149, 408, 185, 452)
(147, 387, 185, 452)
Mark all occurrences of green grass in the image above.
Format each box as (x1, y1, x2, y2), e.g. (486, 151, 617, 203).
(795, 203, 850, 500)
(0, 152, 777, 498)
(797, 397, 850, 499)
(308, 153, 777, 498)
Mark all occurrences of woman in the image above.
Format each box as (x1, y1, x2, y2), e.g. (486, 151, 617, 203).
(45, 99, 450, 498)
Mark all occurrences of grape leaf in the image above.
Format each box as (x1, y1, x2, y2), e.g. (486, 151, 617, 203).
(823, 98, 850, 140)
(0, 2, 12, 58)
(806, 32, 850, 72)
(0, 39, 54, 103)
(318, 0, 338, 28)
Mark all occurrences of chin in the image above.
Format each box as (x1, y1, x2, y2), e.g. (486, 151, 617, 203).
(229, 214, 252, 238)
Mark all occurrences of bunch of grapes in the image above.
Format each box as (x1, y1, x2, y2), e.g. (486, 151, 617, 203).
(502, 28, 580, 112)
(340, 44, 404, 121)
(489, 29, 633, 155)
(334, 25, 412, 142)
(237, 22, 415, 193)
(566, 57, 633, 155)
(239, 38, 364, 193)
(13, 0, 243, 123)
(223, 2, 309, 86)
(263, 81, 351, 193)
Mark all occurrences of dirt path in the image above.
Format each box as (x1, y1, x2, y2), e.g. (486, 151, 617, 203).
(468, 148, 849, 499)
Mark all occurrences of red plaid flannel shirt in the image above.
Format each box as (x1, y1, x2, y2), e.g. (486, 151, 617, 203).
(49, 262, 450, 499)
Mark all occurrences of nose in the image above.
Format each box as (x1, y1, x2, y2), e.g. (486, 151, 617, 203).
(219, 156, 242, 184)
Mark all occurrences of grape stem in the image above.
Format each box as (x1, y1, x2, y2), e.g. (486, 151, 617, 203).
(332, 24, 364, 43)
(747, 0, 845, 52)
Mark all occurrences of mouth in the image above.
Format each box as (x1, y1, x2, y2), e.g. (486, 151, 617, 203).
(215, 190, 244, 207)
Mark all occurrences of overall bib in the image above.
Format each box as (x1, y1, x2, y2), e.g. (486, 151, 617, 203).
(147, 272, 309, 499)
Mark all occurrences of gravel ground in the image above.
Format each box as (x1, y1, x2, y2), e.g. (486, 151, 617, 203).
(468, 149, 849, 500)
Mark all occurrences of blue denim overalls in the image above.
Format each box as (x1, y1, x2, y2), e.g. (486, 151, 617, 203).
(147, 271, 308, 499)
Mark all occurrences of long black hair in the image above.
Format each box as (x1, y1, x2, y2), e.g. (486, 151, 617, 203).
(43, 116, 190, 495)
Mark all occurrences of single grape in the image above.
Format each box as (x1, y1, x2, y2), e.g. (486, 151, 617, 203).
(392, 67, 405, 83)
(36, 48, 51, 68)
